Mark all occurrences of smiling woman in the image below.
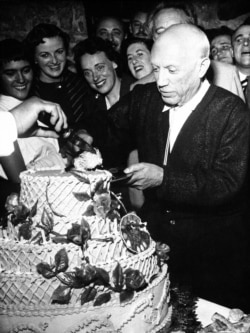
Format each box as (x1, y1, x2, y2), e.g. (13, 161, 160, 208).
(123, 37, 153, 80)
(35, 37, 67, 83)
(24, 23, 89, 130)
(0, 60, 33, 101)
(0, 38, 63, 183)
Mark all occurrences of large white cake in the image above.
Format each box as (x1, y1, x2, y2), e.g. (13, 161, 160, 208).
(0, 155, 171, 333)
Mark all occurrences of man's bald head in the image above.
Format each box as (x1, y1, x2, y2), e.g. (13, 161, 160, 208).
(152, 7, 194, 41)
(154, 23, 210, 59)
(151, 24, 210, 106)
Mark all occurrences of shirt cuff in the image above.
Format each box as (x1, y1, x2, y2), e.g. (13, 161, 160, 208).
(0, 112, 17, 156)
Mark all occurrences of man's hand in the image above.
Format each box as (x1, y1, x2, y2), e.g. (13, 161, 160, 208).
(124, 162, 164, 190)
(11, 97, 68, 138)
(76, 129, 93, 146)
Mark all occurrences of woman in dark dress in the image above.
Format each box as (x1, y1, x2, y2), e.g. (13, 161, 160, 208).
(24, 23, 89, 129)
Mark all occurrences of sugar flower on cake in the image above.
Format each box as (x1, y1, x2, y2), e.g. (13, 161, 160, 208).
(74, 148, 103, 170)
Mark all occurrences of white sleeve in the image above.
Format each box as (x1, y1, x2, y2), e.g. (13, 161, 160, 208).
(0, 112, 17, 156)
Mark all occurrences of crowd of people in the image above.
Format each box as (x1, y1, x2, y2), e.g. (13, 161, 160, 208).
(1, 0, 250, 311)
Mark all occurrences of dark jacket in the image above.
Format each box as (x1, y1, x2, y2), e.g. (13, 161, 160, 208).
(32, 69, 89, 128)
(108, 82, 250, 216)
(107, 82, 250, 308)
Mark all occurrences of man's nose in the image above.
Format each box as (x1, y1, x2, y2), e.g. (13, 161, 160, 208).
(107, 33, 114, 42)
(16, 71, 25, 83)
(157, 69, 169, 86)
(139, 24, 144, 32)
(217, 48, 224, 54)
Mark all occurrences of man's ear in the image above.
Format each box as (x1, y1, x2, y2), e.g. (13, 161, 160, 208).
(199, 57, 211, 78)
(112, 61, 118, 70)
(229, 46, 233, 58)
(232, 47, 235, 59)
(129, 23, 132, 34)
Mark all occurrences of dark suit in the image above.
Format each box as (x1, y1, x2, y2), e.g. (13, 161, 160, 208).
(107, 82, 250, 309)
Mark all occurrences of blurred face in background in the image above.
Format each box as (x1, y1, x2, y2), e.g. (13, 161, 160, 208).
(210, 35, 233, 64)
(232, 25, 250, 72)
(80, 51, 118, 96)
(96, 18, 125, 53)
(127, 42, 152, 80)
(0, 60, 33, 100)
(153, 8, 189, 41)
(35, 36, 67, 83)
(130, 11, 150, 39)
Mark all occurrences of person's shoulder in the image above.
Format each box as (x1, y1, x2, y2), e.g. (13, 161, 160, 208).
(64, 68, 83, 81)
(122, 73, 136, 86)
(120, 73, 136, 97)
(64, 69, 90, 91)
(211, 83, 242, 99)
(0, 95, 21, 112)
(209, 84, 248, 112)
(127, 81, 158, 104)
(130, 72, 155, 91)
(210, 60, 238, 77)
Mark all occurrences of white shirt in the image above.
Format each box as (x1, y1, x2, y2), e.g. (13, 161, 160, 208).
(238, 71, 248, 90)
(0, 112, 17, 156)
(238, 71, 247, 82)
(163, 80, 210, 152)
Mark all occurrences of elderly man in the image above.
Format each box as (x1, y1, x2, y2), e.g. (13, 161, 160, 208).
(104, 24, 250, 309)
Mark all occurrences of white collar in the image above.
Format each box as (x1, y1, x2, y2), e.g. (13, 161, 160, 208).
(162, 79, 210, 113)
(238, 71, 248, 82)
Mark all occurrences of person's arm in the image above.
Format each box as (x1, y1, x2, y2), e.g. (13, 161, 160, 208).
(0, 141, 26, 182)
(11, 96, 68, 138)
(0, 112, 17, 156)
(0, 97, 68, 157)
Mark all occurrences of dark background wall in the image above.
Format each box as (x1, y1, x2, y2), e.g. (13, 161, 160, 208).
(0, 0, 250, 46)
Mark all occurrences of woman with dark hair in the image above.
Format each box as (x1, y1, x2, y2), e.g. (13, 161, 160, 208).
(123, 37, 153, 81)
(0, 38, 65, 213)
(74, 37, 135, 209)
(74, 36, 134, 108)
(24, 23, 88, 129)
(0, 38, 64, 174)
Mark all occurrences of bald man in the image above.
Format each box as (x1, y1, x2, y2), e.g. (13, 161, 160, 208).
(104, 24, 250, 309)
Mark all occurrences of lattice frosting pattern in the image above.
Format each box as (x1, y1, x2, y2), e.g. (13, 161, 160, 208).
(0, 168, 171, 333)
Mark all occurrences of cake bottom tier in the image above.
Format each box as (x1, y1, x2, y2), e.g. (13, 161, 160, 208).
(0, 266, 170, 333)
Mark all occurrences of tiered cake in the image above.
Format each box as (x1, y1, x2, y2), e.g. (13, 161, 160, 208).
(0, 153, 171, 333)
